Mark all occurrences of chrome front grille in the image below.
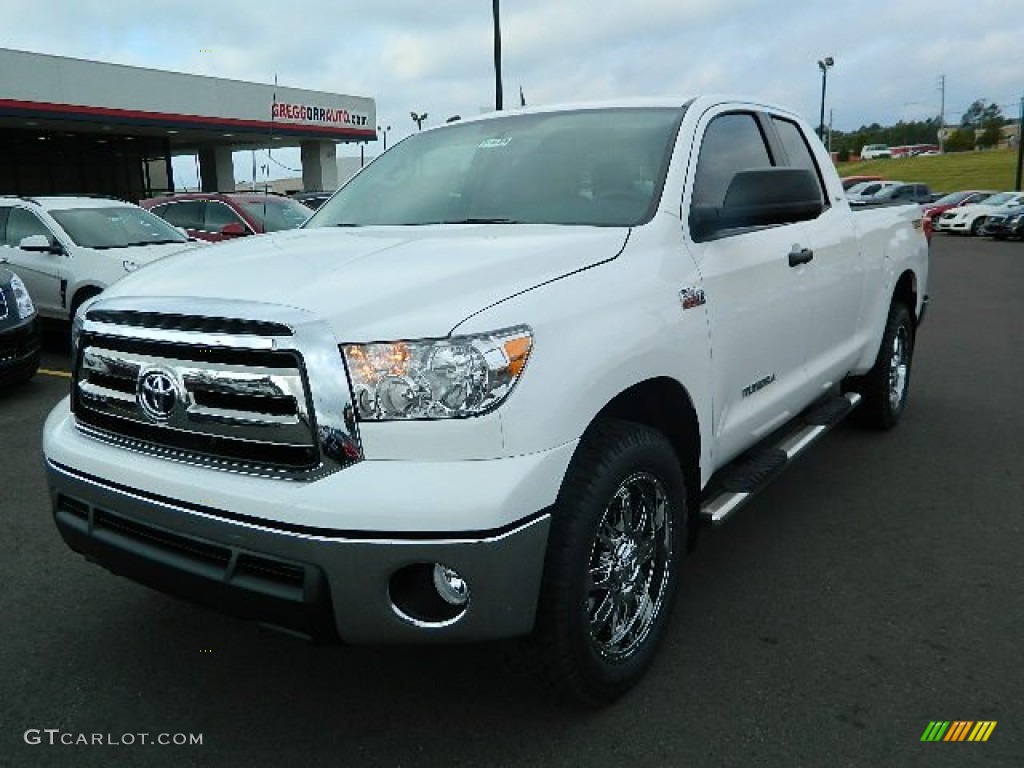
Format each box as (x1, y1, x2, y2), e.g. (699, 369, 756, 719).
(72, 297, 362, 480)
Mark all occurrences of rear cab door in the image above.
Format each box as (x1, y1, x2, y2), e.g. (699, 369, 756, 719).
(764, 113, 868, 389)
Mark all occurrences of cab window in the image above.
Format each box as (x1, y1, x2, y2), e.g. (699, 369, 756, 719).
(692, 113, 773, 209)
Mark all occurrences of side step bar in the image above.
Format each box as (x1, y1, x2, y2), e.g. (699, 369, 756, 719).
(699, 392, 861, 525)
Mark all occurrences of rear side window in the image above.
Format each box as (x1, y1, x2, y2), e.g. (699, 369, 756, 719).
(692, 113, 773, 208)
(5, 208, 53, 247)
(153, 201, 204, 230)
(771, 117, 825, 205)
(205, 202, 246, 231)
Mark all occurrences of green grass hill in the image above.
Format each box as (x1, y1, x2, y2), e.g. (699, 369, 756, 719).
(836, 148, 1022, 194)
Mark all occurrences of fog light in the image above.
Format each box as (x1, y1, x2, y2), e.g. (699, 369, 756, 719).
(433, 564, 469, 606)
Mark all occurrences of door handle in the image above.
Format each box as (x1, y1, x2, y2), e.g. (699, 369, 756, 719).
(788, 247, 814, 267)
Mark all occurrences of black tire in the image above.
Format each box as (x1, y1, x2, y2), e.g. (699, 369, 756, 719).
(529, 418, 687, 706)
(970, 217, 985, 236)
(849, 301, 914, 430)
(69, 287, 102, 322)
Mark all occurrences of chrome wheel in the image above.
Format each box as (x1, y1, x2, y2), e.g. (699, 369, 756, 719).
(888, 325, 909, 411)
(586, 471, 673, 660)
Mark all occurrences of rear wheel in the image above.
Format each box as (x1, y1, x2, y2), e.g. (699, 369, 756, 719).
(530, 419, 686, 706)
(849, 301, 914, 430)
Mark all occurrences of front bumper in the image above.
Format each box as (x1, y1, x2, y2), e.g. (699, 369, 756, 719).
(48, 459, 552, 643)
(0, 316, 41, 384)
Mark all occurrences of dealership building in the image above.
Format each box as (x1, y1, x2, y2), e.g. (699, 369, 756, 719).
(0, 48, 376, 201)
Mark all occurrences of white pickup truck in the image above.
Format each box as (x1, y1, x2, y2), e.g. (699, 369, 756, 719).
(43, 96, 929, 705)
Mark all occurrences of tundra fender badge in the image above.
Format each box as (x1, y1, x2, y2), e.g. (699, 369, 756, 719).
(742, 374, 776, 398)
(679, 287, 706, 311)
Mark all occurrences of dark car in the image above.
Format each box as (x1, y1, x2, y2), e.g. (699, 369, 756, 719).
(0, 262, 41, 386)
(979, 206, 1024, 240)
(870, 183, 939, 204)
(140, 193, 313, 242)
(291, 191, 334, 210)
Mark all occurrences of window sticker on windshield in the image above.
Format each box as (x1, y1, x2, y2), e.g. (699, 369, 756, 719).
(478, 137, 512, 149)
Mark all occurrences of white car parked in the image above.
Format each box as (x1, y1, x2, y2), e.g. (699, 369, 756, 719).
(935, 192, 1024, 236)
(860, 144, 892, 160)
(0, 196, 200, 320)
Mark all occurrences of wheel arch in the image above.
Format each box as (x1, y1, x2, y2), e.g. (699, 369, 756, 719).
(893, 269, 919, 325)
(69, 283, 104, 318)
(588, 377, 702, 544)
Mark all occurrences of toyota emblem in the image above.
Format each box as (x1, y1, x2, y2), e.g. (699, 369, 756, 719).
(137, 369, 179, 422)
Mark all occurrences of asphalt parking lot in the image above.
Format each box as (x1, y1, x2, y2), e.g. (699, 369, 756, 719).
(2, 233, 1022, 767)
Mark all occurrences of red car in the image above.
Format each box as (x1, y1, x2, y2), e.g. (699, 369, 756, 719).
(141, 192, 313, 242)
(921, 190, 997, 226)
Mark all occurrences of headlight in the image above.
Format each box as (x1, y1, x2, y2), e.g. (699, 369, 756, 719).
(342, 326, 533, 420)
(8, 274, 35, 320)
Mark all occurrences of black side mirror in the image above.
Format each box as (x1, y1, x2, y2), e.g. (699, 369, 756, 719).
(690, 168, 824, 241)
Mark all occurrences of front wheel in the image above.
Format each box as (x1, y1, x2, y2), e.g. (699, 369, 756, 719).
(529, 419, 686, 706)
(849, 301, 915, 430)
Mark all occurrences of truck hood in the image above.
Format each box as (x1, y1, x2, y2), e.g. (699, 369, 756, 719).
(102, 225, 629, 340)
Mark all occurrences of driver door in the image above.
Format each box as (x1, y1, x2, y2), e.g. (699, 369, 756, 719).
(683, 109, 819, 465)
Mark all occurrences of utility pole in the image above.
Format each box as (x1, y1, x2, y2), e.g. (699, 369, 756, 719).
(1015, 95, 1023, 191)
(937, 74, 946, 152)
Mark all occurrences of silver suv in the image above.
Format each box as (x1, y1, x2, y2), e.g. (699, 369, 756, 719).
(0, 196, 198, 321)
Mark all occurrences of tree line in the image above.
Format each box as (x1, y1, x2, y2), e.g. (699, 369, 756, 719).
(831, 99, 1012, 159)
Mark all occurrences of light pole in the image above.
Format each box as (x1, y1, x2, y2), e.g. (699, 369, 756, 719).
(377, 124, 391, 151)
(493, 0, 503, 110)
(410, 112, 427, 131)
(818, 57, 834, 141)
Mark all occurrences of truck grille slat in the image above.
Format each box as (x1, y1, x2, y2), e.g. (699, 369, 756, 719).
(85, 309, 294, 338)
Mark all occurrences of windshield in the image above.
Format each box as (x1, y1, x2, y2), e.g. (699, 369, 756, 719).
(982, 193, 1014, 206)
(239, 198, 314, 232)
(930, 191, 973, 206)
(49, 206, 189, 249)
(306, 108, 684, 228)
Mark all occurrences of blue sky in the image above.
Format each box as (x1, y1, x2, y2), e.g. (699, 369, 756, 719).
(0, 0, 1020, 188)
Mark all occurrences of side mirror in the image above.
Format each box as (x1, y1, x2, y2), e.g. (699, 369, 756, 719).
(220, 222, 247, 237)
(19, 235, 63, 254)
(690, 168, 824, 241)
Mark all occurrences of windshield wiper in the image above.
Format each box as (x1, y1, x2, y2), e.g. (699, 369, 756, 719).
(443, 217, 521, 224)
(91, 240, 184, 249)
